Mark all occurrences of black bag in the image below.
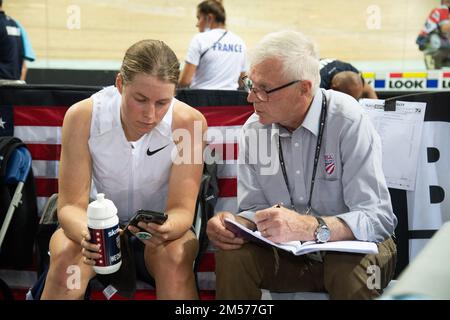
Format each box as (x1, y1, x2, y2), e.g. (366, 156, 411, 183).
(0, 136, 38, 268)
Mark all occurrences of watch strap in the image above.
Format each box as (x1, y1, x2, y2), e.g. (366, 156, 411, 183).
(316, 216, 327, 228)
(314, 216, 330, 243)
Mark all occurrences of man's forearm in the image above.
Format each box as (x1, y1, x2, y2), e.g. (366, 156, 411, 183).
(323, 216, 356, 241)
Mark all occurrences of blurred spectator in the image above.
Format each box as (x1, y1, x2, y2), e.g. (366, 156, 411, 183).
(416, 0, 450, 69)
(319, 58, 377, 100)
(178, 0, 247, 90)
(0, 0, 35, 83)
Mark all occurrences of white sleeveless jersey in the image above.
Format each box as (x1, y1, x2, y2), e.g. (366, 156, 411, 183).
(89, 86, 176, 223)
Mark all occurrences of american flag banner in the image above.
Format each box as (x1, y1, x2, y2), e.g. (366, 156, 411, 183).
(0, 85, 253, 297)
(0, 86, 97, 212)
(3, 86, 448, 299)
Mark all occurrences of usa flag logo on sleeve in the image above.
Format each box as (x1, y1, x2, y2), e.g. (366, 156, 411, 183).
(324, 154, 335, 175)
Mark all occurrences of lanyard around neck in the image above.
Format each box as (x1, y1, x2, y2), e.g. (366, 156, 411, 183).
(277, 90, 328, 214)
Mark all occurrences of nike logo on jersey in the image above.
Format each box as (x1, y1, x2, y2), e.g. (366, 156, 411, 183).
(147, 144, 169, 156)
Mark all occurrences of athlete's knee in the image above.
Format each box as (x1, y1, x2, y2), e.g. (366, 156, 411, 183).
(47, 229, 91, 287)
(151, 233, 198, 271)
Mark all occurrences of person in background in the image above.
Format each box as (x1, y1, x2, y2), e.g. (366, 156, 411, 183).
(206, 30, 397, 300)
(319, 58, 377, 100)
(0, 0, 35, 82)
(416, 0, 450, 69)
(16, 19, 36, 81)
(178, 0, 247, 90)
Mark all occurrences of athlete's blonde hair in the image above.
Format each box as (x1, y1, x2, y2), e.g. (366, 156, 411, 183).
(120, 39, 180, 86)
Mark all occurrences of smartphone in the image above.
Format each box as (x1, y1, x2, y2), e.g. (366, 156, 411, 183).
(128, 209, 168, 227)
(125, 210, 168, 240)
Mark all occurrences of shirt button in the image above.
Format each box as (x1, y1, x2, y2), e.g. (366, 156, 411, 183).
(296, 170, 300, 174)
(294, 143, 299, 147)
(299, 197, 304, 201)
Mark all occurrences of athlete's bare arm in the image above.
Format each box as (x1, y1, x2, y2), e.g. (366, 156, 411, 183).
(57, 98, 93, 244)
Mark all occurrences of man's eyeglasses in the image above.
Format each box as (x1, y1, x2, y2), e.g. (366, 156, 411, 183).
(241, 76, 301, 102)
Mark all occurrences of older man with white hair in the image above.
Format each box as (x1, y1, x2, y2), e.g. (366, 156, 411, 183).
(206, 30, 397, 300)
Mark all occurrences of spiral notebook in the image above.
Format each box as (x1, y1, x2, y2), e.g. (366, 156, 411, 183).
(224, 218, 378, 256)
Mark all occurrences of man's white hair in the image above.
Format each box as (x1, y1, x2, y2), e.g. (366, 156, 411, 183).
(249, 30, 321, 93)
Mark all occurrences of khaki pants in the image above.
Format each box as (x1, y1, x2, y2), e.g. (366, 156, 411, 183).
(215, 237, 396, 300)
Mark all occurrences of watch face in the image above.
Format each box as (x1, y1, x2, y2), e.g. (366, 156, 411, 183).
(317, 227, 331, 243)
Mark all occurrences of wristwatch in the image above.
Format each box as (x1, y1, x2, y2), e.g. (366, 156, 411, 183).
(314, 217, 331, 243)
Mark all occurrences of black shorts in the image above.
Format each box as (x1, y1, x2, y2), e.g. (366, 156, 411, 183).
(131, 225, 197, 287)
(95, 232, 154, 298)
(130, 235, 155, 286)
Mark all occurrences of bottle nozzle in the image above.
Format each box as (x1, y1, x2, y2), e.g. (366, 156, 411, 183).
(96, 193, 105, 201)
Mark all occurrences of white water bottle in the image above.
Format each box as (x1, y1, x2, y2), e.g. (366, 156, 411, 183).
(87, 193, 122, 274)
